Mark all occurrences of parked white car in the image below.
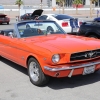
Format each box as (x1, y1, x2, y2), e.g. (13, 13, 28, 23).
(38, 14, 82, 33)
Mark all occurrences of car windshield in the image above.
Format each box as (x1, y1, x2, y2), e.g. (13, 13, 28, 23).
(52, 14, 73, 20)
(17, 21, 65, 38)
(26, 13, 31, 16)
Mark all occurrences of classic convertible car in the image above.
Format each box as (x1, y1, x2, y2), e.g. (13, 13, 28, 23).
(0, 20, 100, 86)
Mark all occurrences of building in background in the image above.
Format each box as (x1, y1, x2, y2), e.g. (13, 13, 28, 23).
(0, 5, 4, 9)
(0, 0, 100, 8)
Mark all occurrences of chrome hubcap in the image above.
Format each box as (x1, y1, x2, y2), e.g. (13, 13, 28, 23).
(29, 61, 39, 82)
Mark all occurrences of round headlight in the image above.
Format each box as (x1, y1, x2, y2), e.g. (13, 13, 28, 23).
(52, 54, 60, 63)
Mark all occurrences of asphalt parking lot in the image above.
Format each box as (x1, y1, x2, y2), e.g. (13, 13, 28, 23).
(0, 18, 100, 100)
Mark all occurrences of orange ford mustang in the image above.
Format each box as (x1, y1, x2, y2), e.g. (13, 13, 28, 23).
(0, 20, 100, 86)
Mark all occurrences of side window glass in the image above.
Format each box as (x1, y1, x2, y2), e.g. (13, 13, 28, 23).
(38, 15, 47, 20)
(43, 15, 47, 20)
(48, 17, 53, 20)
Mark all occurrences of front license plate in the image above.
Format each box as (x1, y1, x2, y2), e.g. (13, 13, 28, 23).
(83, 65, 95, 75)
(72, 28, 79, 32)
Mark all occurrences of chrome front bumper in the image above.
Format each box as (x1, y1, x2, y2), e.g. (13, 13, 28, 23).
(44, 61, 100, 77)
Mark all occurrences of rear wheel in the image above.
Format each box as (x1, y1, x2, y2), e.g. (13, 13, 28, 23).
(7, 22, 9, 25)
(47, 26, 54, 33)
(94, 69, 100, 73)
(28, 57, 50, 86)
(88, 35, 98, 39)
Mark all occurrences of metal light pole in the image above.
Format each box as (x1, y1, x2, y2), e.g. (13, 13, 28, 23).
(40, 0, 43, 9)
(90, 0, 92, 18)
(62, 0, 65, 14)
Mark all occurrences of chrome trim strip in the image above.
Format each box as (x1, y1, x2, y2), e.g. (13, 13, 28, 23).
(70, 49, 100, 55)
(44, 61, 100, 72)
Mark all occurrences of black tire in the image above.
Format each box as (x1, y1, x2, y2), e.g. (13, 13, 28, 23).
(94, 69, 100, 73)
(28, 57, 50, 86)
(7, 22, 9, 25)
(88, 35, 98, 39)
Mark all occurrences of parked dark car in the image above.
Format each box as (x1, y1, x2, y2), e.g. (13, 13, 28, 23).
(0, 13, 10, 24)
(20, 9, 43, 20)
(78, 21, 100, 39)
(20, 13, 32, 20)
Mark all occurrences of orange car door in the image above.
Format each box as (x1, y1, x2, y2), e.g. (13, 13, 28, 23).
(0, 35, 19, 61)
(0, 35, 27, 67)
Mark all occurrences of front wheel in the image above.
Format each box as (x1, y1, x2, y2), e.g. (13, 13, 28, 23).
(28, 58, 50, 86)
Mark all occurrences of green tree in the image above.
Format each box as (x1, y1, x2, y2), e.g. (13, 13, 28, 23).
(90, 0, 97, 17)
(56, 0, 60, 2)
(15, 0, 24, 17)
(57, 0, 65, 14)
(62, 0, 65, 14)
(73, 0, 82, 14)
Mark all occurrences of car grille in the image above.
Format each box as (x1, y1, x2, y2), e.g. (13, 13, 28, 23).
(0, 18, 7, 20)
(70, 49, 100, 61)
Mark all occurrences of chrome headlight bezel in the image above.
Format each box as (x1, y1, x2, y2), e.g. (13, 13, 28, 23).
(52, 54, 60, 63)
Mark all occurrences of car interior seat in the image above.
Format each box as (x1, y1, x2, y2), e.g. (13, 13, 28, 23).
(22, 28, 40, 37)
(0, 30, 5, 35)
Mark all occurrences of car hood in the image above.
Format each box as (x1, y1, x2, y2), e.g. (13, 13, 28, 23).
(0, 14, 7, 17)
(22, 34, 100, 53)
(31, 9, 43, 17)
